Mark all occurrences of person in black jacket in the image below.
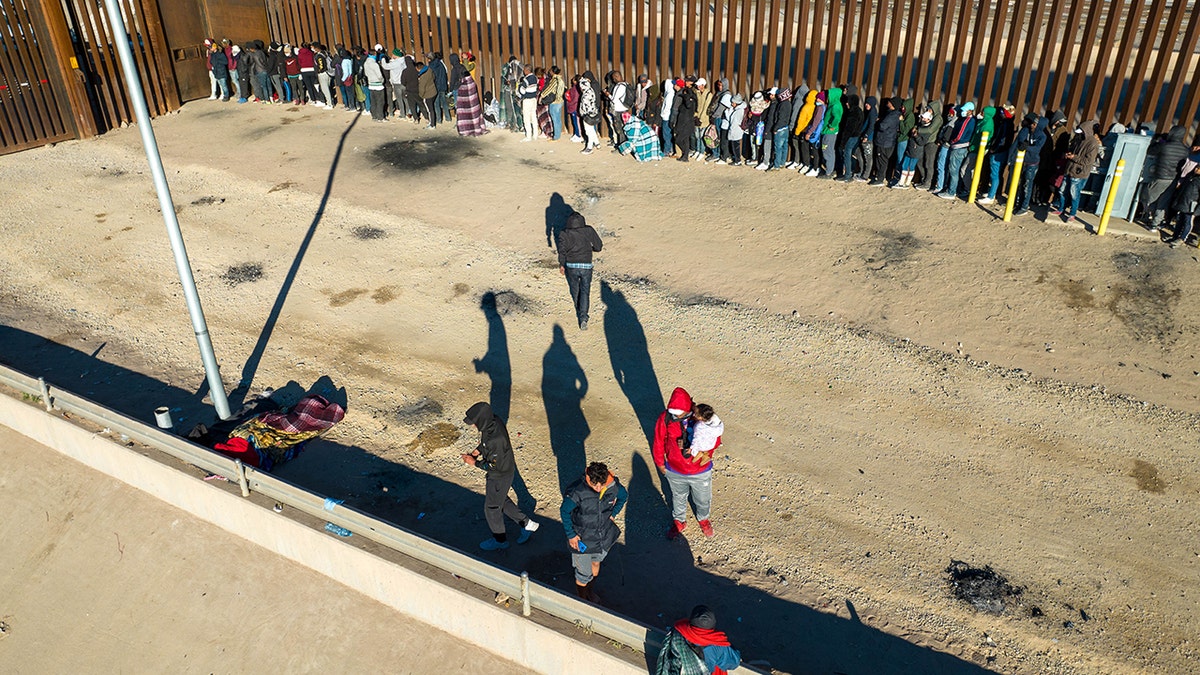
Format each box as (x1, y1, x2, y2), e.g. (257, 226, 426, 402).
(560, 462, 627, 603)
(209, 43, 230, 101)
(838, 94, 865, 181)
(1166, 164, 1200, 248)
(462, 402, 539, 551)
(673, 78, 698, 161)
(1143, 126, 1191, 231)
(556, 212, 603, 330)
(870, 98, 900, 186)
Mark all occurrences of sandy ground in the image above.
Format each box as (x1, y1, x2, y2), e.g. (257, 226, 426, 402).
(0, 425, 527, 674)
(1, 101, 1198, 674)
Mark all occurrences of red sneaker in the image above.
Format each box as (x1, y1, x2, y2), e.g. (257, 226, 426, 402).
(667, 520, 687, 540)
(699, 520, 715, 537)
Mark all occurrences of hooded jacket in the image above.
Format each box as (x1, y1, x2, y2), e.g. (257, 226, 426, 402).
(463, 402, 515, 476)
(862, 96, 879, 142)
(1171, 172, 1200, 214)
(805, 93, 827, 142)
(839, 94, 865, 144)
(556, 213, 603, 265)
(1150, 126, 1190, 181)
(1009, 115, 1049, 166)
(430, 57, 448, 92)
(448, 53, 466, 91)
(950, 104, 976, 149)
(898, 97, 916, 139)
(1066, 121, 1102, 178)
(652, 388, 710, 475)
(418, 65, 436, 98)
(400, 55, 419, 90)
(768, 88, 794, 131)
(917, 101, 943, 144)
(822, 87, 843, 134)
(794, 90, 818, 136)
(875, 101, 901, 150)
(970, 106, 996, 152)
(660, 79, 675, 122)
(990, 108, 1015, 155)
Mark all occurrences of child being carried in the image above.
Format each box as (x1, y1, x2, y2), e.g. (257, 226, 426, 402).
(687, 403, 723, 463)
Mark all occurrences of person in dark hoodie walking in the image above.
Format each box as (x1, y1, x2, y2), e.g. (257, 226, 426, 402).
(462, 402, 539, 551)
(556, 212, 603, 330)
(655, 605, 743, 675)
(561, 462, 627, 603)
(1142, 126, 1191, 231)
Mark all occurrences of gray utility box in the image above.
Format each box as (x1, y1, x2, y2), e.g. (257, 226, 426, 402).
(1093, 133, 1152, 220)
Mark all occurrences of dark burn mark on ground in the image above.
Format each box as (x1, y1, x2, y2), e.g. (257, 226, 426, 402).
(1107, 250, 1181, 344)
(1056, 278, 1095, 309)
(864, 230, 925, 270)
(676, 294, 733, 308)
(190, 196, 225, 206)
(482, 289, 534, 315)
(394, 396, 444, 424)
(372, 137, 475, 171)
(352, 226, 387, 240)
(946, 560, 1023, 614)
(220, 263, 263, 287)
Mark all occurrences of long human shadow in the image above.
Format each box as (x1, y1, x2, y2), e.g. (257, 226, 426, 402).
(230, 114, 361, 407)
(600, 280, 664, 447)
(545, 191, 575, 248)
(472, 291, 535, 513)
(541, 324, 589, 494)
(0, 324, 995, 674)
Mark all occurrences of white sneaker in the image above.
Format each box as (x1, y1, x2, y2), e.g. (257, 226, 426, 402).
(520, 137, 532, 142)
(570, 135, 583, 143)
(756, 163, 768, 170)
(785, 161, 797, 169)
(714, 159, 727, 165)
(517, 520, 539, 544)
(805, 168, 819, 177)
(977, 196, 996, 205)
(208, 95, 218, 100)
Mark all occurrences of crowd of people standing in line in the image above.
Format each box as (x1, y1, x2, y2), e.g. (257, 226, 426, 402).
(203, 35, 1200, 246)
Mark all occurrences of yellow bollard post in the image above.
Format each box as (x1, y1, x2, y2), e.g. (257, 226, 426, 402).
(1003, 150, 1025, 222)
(967, 131, 989, 203)
(1096, 159, 1125, 236)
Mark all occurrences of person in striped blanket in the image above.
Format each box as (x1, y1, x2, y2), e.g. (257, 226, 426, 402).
(617, 112, 663, 162)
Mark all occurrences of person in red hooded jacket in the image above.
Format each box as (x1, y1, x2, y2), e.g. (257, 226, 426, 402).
(653, 387, 721, 539)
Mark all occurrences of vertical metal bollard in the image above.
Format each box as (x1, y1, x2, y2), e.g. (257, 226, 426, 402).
(235, 459, 251, 497)
(1003, 151, 1025, 222)
(1097, 159, 1125, 236)
(520, 571, 531, 617)
(967, 131, 990, 203)
(37, 377, 53, 412)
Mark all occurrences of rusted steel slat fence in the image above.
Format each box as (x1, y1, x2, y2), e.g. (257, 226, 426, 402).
(262, 0, 1200, 132)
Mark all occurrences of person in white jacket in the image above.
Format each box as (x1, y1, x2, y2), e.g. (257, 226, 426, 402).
(660, 78, 676, 156)
(724, 95, 747, 166)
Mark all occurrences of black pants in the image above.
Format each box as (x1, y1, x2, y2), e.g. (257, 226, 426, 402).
(859, 139, 875, 180)
(674, 120, 695, 156)
(485, 471, 526, 538)
(424, 96, 438, 126)
(873, 144, 895, 182)
(301, 72, 322, 103)
(406, 90, 422, 120)
(565, 266, 593, 325)
(919, 142, 939, 186)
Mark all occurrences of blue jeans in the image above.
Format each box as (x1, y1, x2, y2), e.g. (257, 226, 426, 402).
(820, 133, 838, 174)
(895, 140, 909, 179)
(661, 121, 673, 155)
(549, 102, 564, 139)
(985, 154, 1004, 199)
(901, 154, 919, 171)
(945, 147, 969, 197)
(841, 136, 860, 177)
(1054, 176, 1085, 216)
(772, 127, 789, 168)
(434, 91, 450, 122)
(339, 83, 354, 109)
(564, 266, 593, 324)
(254, 72, 270, 100)
(933, 146, 949, 192)
(1014, 163, 1039, 211)
(1173, 213, 1195, 243)
(569, 111, 581, 137)
(215, 77, 229, 100)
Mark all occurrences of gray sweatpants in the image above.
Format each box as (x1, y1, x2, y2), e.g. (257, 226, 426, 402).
(664, 468, 712, 523)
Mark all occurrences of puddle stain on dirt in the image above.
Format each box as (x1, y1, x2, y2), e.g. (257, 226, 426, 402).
(864, 230, 925, 271)
(1131, 459, 1165, 493)
(220, 263, 264, 287)
(406, 422, 461, 456)
(452, 282, 470, 298)
(946, 560, 1023, 614)
(1107, 251, 1182, 345)
(1056, 278, 1095, 309)
(329, 288, 368, 307)
(395, 397, 444, 423)
(371, 286, 398, 303)
(268, 181, 295, 193)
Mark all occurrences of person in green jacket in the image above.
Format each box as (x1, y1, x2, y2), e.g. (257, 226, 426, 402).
(962, 106, 996, 193)
(819, 86, 842, 178)
(917, 100, 943, 187)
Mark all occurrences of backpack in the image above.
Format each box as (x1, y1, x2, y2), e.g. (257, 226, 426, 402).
(702, 124, 719, 148)
(621, 83, 635, 109)
(316, 52, 332, 76)
(334, 59, 345, 82)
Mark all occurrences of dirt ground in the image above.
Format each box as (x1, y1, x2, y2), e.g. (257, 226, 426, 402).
(0, 426, 527, 674)
(1, 101, 1198, 674)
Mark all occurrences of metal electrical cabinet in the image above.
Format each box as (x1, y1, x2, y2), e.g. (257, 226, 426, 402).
(1093, 133, 1152, 220)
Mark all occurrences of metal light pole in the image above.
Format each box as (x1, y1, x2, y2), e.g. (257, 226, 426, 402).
(101, 0, 232, 420)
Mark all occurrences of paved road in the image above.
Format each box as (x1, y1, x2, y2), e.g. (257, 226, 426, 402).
(0, 424, 527, 674)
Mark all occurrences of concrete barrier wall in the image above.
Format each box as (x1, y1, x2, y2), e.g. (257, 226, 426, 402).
(0, 393, 645, 674)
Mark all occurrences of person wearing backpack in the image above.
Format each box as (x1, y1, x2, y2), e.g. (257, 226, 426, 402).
(655, 605, 742, 675)
(314, 44, 335, 108)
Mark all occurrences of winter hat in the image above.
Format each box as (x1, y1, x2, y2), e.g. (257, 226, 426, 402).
(1002, 104, 1015, 117)
(204, 38, 214, 47)
(732, 93, 744, 105)
(392, 48, 403, 57)
(778, 88, 792, 101)
(689, 605, 717, 630)
(1023, 112, 1039, 125)
(768, 86, 778, 96)
(751, 91, 764, 102)
(675, 78, 687, 89)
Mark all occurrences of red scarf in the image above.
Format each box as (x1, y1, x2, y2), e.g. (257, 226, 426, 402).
(674, 620, 731, 675)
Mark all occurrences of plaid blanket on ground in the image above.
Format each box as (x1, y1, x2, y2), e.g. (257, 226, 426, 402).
(618, 117, 663, 161)
(258, 394, 345, 433)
